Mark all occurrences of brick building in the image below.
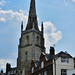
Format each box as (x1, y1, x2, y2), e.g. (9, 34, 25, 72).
(28, 47, 75, 75)
(28, 52, 53, 75)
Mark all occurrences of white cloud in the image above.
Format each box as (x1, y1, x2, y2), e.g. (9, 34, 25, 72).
(19, 9, 28, 15)
(0, 59, 14, 69)
(0, 8, 2, 10)
(0, 17, 6, 22)
(43, 22, 62, 53)
(0, 9, 28, 27)
(0, 0, 6, 6)
(64, 0, 67, 6)
(0, 9, 28, 42)
(72, 0, 75, 2)
(0, 10, 28, 22)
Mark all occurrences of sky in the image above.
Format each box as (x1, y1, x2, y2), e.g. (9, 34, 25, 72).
(0, 0, 75, 72)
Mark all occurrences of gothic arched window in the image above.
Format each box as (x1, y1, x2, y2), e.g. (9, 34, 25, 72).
(26, 35, 29, 45)
(36, 36, 40, 45)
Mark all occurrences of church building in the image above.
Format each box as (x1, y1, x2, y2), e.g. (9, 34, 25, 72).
(5, 0, 75, 75)
(17, 0, 45, 75)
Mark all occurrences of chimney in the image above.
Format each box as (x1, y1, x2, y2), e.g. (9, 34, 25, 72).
(1, 69, 3, 73)
(50, 46, 55, 55)
(6, 63, 11, 74)
(74, 58, 75, 68)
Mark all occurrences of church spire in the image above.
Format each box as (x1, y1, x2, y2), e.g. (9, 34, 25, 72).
(21, 21, 23, 33)
(26, 0, 39, 31)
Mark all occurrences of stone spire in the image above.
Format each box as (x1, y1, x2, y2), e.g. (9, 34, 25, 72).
(21, 21, 23, 33)
(41, 22, 45, 52)
(26, 0, 39, 31)
(41, 22, 44, 35)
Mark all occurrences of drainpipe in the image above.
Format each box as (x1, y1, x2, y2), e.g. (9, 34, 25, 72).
(54, 59, 56, 75)
(54, 57, 59, 75)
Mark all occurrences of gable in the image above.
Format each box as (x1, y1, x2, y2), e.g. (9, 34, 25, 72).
(55, 51, 72, 58)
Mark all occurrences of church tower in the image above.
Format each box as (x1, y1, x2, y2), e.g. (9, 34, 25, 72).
(17, 0, 45, 75)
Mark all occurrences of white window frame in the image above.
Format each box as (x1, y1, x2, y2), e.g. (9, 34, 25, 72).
(32, 67, 34, 73)
(11, 70, 13, 74)
(61, 57, 69, 63)
(8, 71, 10, 75)
(44, 71, 47, 75)
(41, 61, 44, 68)
(61, 69, 67, 75)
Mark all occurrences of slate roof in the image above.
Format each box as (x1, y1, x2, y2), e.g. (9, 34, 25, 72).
(31, 51, 73, 68)
(45, 54, 54, 61)
(54, 51, 73, 58)
(10, 67, 17, 71)
(44, 51, 72, 61)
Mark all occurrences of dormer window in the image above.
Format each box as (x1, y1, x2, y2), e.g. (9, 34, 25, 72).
(32, 67, 34, 73)
(61, 57, 69, 63)
(41, 61, 44, 68)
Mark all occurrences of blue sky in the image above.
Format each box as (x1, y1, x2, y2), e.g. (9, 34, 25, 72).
(0, 0, 75, 72)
